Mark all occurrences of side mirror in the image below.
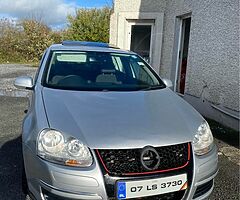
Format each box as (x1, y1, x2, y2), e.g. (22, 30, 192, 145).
(162, 78, 173, 88)
(14, 76, 34, 90)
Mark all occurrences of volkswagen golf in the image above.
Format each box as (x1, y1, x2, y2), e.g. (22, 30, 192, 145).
(15, 41, 218, 200)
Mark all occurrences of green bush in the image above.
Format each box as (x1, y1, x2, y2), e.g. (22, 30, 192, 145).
(0, 18, 25, 63)
(0, 7, 112, 63)
(0, 19, 57, 63)
(65, 7, 111, 42)
(20, 20, 55, 62)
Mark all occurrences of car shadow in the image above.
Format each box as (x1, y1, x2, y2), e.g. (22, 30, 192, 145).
(207, 119, 239, 149)
(0, 136, 25, 200)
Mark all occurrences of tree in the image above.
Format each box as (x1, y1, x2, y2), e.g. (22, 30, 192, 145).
(0, 18, 58, 63)
(0, 18, 23, 62)
(20, 19, 54, 61)
(65, 7, 111, 43)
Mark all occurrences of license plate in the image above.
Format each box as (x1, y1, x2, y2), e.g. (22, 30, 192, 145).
(117, 174, 187, 199)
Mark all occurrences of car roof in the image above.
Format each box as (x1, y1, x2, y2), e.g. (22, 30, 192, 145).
(49, 41, 135, 54)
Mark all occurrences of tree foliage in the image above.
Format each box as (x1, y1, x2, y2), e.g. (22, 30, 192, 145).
(0, 7, 112, 63)
(65, 7, 111, 43)
(0, 18, 23, 62)
(20, 20, 55, 61)
(0, 19, 61, 63)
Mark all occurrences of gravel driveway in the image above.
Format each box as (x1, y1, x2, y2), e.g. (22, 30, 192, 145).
(0, 64, 239, 200)
(0, 64, 36, 97)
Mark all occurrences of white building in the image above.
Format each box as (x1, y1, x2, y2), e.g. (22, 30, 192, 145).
(110, 0, 239, 130)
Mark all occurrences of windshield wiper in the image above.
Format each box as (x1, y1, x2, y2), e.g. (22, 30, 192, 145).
(140, 85, 165, 91)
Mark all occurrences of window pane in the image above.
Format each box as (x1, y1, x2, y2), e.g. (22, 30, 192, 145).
(44, 51, 164, 91)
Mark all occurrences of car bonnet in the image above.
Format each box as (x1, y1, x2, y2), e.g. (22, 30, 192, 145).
(42, 87, 203, 149)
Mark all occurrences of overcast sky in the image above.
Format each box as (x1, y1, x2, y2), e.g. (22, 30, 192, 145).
(0, 0, 112, 28)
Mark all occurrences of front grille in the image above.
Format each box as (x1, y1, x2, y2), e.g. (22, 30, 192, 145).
(96, 143, 190, 176)
(193, 179, 213, 199)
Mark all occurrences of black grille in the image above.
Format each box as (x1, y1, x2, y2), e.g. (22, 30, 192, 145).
(193, 180, 213, 199)
(96, 143, 189, 176)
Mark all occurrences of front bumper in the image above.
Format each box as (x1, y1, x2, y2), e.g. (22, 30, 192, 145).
(23, 144, 218, 200)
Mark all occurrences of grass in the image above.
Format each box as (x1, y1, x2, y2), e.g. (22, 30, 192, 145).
(0, 56, 39, 67)
(207, 118, 239, 148)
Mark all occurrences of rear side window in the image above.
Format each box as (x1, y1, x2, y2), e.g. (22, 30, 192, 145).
(112, 56, 125, 73)
(130, 59, 155, 85)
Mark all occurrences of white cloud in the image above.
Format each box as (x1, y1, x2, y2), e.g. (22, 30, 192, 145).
(0, 0, 77, 26)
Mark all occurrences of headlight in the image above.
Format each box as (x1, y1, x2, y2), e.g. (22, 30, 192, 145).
(193, 122, 214, 156)
(37, 129, 93, 167)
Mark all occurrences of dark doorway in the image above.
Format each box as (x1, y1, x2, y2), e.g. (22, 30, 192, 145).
(130, 25, 152, 63)
(176, 17, 191, 94)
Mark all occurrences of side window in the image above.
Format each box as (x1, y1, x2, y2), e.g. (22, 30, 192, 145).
(35, 50, 47, 84)
(130, 60, 154, 85)
(112, 56, 125, 73)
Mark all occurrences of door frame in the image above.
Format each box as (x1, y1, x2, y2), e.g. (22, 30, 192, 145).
(173, 14, 191, 93)
(115, 12, 164, 72)
(126, 22, 155, 65)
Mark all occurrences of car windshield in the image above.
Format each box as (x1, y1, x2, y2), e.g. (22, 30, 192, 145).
(44, 51, 165, 91)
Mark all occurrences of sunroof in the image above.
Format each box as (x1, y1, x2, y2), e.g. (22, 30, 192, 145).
(62, 40, 110, 48)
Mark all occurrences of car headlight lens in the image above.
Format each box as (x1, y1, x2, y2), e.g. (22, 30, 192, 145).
(37, 129, 93, 167)
(193, 122, 214, 155)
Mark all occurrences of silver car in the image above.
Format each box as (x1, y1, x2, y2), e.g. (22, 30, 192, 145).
(15, 41, 218, 200)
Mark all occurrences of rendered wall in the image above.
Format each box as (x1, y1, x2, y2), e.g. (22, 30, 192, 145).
(110, 0, 239, 130)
